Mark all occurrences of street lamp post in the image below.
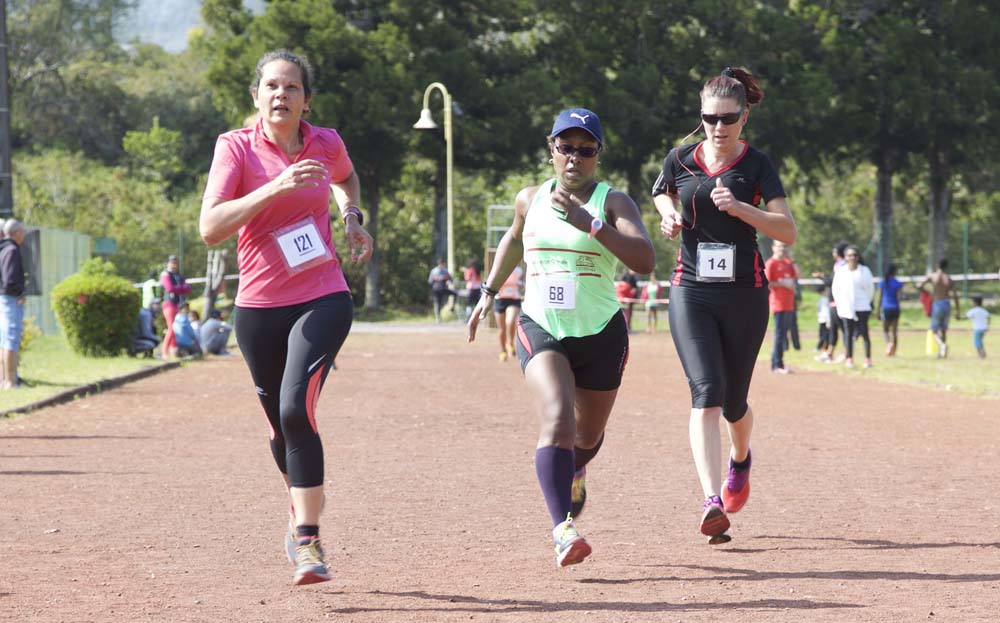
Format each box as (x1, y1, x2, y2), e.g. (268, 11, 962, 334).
(413, 82, 454, 277)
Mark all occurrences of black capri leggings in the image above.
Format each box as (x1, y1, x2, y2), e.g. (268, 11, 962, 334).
(841, 311, 871, 359)
(234, 291, 353, 488)
(667, 286, 769, 423)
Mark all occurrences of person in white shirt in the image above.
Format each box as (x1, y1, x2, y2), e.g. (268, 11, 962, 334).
(831, 245, 874, 369)
(966, 296, 990, 359)
(814, 285, 832, 361)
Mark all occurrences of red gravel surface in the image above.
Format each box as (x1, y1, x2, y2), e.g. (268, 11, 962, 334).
(2, 324, 999, 622)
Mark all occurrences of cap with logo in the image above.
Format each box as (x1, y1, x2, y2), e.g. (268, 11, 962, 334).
(550, 108, 603, 145)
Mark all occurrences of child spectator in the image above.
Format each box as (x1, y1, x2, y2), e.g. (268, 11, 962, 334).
(966, 296, 990, 359)
(172, 302, 202, 357)
(876, 263, 905, 356)
(189, 309, 202, 335)
(644, 271, 662, 334)
(814, 285, 831, 360)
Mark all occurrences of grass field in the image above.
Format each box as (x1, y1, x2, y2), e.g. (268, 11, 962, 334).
(630, 287, 998, 398)
(775, 289, 998, 397)
(778, 328, 998, 397)
(0, 334, 165, 414)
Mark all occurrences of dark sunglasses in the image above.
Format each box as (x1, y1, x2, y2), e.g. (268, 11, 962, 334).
(701, 111, 742, 126)
(550, 142, 600, 158)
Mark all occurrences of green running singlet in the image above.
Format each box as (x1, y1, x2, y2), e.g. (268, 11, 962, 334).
(520, 179, 620, 340)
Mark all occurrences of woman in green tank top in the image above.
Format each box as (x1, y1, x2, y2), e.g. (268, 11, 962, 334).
(467, 109, 655, 568)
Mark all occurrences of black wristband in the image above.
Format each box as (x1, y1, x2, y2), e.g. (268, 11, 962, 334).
(480, 284, 498, 297)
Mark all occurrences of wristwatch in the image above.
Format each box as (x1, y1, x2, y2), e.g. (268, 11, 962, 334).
(588, 217, 604, 239)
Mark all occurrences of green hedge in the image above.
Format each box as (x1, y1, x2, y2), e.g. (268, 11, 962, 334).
(52, 258, 141, 357)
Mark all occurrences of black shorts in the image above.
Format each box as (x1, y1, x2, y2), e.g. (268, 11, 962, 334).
(882, 308, 900, 322)
(667, 286, 768, 422)
(494, 298, 521, 314)
(515, 310, 629, 391)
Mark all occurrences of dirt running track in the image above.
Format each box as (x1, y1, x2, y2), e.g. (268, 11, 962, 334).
(2, 325, 999, 623)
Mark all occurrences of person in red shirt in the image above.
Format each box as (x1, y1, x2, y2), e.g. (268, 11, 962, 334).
(493, 265, 523, 361)
(764, 240, 797, 373)
(463, 258, 482, 322)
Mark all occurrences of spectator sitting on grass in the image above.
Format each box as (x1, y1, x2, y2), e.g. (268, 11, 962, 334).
(132, 298, 162, 357)
(172, 302, 202, 357)
(199, 309, 233, 356)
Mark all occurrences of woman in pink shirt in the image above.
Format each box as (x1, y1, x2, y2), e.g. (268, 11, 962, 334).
(199, 49, 372, 586)
(159, 254, 191, 358)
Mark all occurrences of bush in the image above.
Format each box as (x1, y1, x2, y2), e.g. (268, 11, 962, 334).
(51, 258, 141, 357)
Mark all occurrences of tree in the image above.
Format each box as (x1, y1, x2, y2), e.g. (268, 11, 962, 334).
(199, 0, 414, 309)
(818, 2, 927, 274)
(385, 0, 557, 263)
(911, 2, 1000, 270)
(8, 0, 135, 161)
(13, 149, 205, 282)
(117, 43, 231, 195)
(529, 0, 694, 206)
(122, 116, 184, 188)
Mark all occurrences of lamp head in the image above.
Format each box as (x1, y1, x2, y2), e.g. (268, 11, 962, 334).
(413, 108, 438, 130)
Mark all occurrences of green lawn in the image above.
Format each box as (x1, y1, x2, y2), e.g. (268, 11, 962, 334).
(777, 327, 999, 398)
(629, 287, 999, 398)
(0, 334, 166, 415)
(775, 289, 998, 398)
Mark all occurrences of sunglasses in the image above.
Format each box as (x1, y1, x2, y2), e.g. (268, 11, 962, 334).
(701, 111, 742, 126)
(550, 142, 600, 158)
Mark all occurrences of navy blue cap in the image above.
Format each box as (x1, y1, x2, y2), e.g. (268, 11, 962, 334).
(550, 108, 603, 145)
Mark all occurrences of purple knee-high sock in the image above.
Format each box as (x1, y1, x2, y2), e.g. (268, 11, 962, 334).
(535, 446, 575, 527)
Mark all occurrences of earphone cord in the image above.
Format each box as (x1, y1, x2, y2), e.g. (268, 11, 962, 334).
(673, 122, 705, 232)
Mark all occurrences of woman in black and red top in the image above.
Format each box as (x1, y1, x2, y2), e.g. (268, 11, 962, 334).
(652, 67, 796, 544)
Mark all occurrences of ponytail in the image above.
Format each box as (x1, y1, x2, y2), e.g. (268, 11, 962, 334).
(702, 66, 764, 109)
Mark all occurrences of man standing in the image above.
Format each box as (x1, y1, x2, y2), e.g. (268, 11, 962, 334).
(427, 258, 453, 323)
(921, 258, 961, 357)
(765, 240, 797, 374)
(141, 271, 162, 309)
(0, 220, 27, 389)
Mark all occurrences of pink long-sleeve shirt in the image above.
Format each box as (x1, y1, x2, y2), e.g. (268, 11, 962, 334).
(160, 270, 191, 305)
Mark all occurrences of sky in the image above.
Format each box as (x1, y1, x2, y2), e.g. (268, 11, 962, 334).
(115, 0, 266, 53)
